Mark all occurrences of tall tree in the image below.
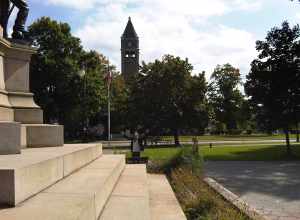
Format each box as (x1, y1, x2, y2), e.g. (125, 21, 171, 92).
(110, 74, 130, 132)
(208, 64, 245, 133)
(78, 51, 107, 134)
(29, 17, 107, 138)
(245, 21, 300, 152)
(128, 55, 209, 146)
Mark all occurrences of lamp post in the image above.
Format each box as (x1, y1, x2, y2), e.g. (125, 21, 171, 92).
(79, 67, 88, 140)
(107, 60, 111, 147)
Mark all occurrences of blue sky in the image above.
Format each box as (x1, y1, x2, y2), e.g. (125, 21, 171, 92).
(12, 0, 300, 78)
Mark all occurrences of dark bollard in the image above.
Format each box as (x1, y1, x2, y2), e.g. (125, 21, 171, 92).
(192, 137, 199, 155)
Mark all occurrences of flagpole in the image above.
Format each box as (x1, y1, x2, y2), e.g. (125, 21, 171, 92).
(107, 59, 111, 147)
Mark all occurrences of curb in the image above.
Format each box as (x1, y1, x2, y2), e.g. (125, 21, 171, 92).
(204, 177, 270, 220)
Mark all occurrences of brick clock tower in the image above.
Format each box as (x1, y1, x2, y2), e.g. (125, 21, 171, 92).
(121, 17, 139, 79)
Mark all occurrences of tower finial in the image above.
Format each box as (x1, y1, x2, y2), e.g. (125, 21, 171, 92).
(122, 16, 138, 39)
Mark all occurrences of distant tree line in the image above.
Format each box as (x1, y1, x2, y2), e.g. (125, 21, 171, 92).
(29, 17, 300, 152)
(111, 59, 253, 146)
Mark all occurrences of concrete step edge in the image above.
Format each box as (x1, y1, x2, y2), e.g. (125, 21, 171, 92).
(0, 143, 103, 206)
(99, 164, 151, 220)
(148, 174, 186, 220)
(0, 154, 126, 220)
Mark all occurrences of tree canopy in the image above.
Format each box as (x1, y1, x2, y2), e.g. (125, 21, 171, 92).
(126, 55, 209, 145)
(245, 21, 300, 150)
(29, 17, 111, 138)
(208, 64, 248, 134)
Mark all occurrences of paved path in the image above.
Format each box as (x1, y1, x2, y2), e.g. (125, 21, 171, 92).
(205, 161, 300, 220)
(101, 139, 296, 148)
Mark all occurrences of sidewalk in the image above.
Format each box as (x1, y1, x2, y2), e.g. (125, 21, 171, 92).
(100, 139, 296, 148)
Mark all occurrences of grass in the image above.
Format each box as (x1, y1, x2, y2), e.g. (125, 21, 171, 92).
(125, 144, 300, 162)
(202, 144, 300, 161)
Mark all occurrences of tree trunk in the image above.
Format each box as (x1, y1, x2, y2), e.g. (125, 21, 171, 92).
(296, 123, 300, 143)
(284, 129, 291, 155)
(173, 129, 180, 147)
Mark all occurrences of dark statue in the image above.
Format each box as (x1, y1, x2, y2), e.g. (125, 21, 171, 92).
(122, 129, 148, 164)
(0, 0, 29, 40)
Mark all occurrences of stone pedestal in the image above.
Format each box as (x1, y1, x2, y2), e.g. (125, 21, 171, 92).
(0, 40, 14, 121)
(0, 34, 64, 153)
(0, 122, 21, 154)
(0, 38, 44, 124)
(22, 124, 64, 148)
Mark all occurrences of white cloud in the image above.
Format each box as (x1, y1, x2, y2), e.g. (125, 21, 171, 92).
(45, 0, 99, 10)
(40, 0, 261, 77)
(231, 0, 262, 11)
(43, 0, 262, 13)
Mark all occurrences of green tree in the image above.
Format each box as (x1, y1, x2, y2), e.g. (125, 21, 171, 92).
(110, 74, 130, 132)
(29, 17, 107, 138)
(78, 51, 107, 136)
(208, 64, 246, 133)
(245, 21, 300, 152)
(128, 55, 209, 146)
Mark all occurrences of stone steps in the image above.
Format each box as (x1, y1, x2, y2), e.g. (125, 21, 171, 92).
(46, 154, 125, 218)
(99, 164, 151, 220)
(0, 146, 186, 220)
(99, 165, 186, 220)
(0, 154, 125, 220)
(0, 143, 102, 206)
(148, 174, 186, 220)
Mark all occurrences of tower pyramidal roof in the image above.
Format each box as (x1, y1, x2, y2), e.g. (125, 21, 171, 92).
(122, 17, 138, 39)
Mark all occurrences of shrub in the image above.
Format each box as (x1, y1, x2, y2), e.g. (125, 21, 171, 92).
(227, 129, 243, 135)
(170, 166, 250, 220)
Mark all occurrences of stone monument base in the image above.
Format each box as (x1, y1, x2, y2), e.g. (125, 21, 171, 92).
(14, 108, 43, 124)
(0, 36, 65, 153)
(0, 90, 14, 121)
(0, 122, 21, 154)
(7, 91, 44, 124)
(21, 124, 64, 148)
(0, 106, 14, 121)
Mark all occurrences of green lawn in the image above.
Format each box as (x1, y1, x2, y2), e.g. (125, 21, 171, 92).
(131, 144, 300, 162)
(202, 144, 300, 161)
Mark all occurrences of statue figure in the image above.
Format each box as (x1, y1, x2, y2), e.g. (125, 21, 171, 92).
(122, 128, 150, 165)
(0, 0, 29, 40)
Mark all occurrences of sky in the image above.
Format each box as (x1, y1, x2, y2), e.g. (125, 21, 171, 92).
(11, 0, 300, 79)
